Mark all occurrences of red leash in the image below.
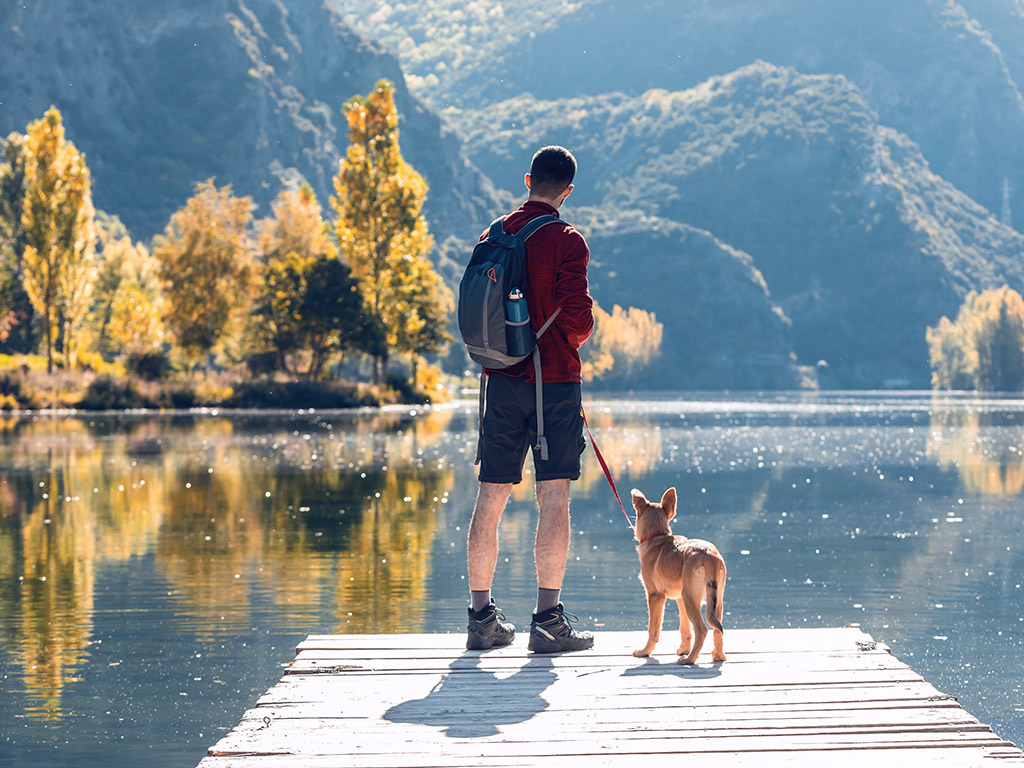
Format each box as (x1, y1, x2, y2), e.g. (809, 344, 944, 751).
(581, 406, 635, 535)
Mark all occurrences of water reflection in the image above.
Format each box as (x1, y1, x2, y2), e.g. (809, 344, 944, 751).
(0, 410, 455, 719)
(928, 404, 1024, 495)
(1, 396, 1023, 765)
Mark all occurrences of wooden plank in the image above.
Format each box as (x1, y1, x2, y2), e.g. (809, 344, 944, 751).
(256, 679, 948, 711)
(205, 731, 1015, 761)
(244, 693, 966, 722)
(199, 750, 1024, 768)
(296, 628, 879, 654)
(197, 629, 1024, 768)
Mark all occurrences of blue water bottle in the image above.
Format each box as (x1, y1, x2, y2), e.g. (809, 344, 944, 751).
(505, 287, 533, 356)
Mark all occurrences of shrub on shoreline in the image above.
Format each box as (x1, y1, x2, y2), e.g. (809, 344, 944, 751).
(0, 365, 397, 411)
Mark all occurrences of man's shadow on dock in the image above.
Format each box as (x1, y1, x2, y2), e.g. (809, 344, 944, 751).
(384, 653, 556, 738)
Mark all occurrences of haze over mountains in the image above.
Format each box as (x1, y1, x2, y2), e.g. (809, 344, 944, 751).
(4, 0, 1024, 387)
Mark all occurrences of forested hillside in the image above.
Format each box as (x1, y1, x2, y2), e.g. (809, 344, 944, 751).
(4, 0, 1024, 388)
(332, 0, 1024, 388)
(0, 0, 501, 274)
(339, 0, 1024, 227)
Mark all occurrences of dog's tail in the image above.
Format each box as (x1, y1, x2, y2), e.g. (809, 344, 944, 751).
(705, 579, 724, 633)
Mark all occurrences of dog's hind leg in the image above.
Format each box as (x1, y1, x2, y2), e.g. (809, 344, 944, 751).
(677, 592, 706, 665)
(632, 592, 666, 657)
(674, 598, 692, 657)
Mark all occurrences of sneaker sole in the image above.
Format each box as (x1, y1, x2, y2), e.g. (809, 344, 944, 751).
(527, 634, 594, 653)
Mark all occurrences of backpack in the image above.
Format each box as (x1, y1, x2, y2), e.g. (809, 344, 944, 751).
(458, 214, 563, 463)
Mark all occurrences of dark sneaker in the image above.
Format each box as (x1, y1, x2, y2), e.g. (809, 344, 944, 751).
(466, 601, 515, 650)
(528, 603, 594, 653)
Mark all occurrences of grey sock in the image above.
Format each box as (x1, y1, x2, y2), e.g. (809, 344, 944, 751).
(470, 590, 491, 613)
(536, 588, 560, 613)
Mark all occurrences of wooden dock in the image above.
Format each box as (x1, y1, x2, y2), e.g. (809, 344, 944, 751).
(198, 628, 1023, 767)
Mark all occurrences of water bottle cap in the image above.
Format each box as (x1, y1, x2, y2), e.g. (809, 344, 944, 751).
(509, 288, 523, 300)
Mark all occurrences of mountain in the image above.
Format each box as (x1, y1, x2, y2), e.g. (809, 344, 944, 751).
(578, 210, 802, 389)
(0, 0, 501, 272)
(454, 63, 1024, 387)
(346, 0, 1024, 231)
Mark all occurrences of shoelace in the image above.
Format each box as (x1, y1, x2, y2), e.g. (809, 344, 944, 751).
(549, 609, 582, 635)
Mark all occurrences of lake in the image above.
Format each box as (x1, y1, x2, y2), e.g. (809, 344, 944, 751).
(1, 392, 1023, 766)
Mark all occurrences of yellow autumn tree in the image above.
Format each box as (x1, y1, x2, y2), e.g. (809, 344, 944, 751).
(20, 108, 97, 371)
(928, 286, 1024, 391)
(153, 180, 255, 367)
(330, 80, 445, 384)
(88, 214, 165, 363)
(582, 303, 664, 385)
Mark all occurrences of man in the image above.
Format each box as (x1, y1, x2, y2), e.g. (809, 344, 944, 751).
(466, 145, 595, 653)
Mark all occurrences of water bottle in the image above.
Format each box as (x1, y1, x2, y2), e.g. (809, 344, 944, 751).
(505, 287, 533, 356)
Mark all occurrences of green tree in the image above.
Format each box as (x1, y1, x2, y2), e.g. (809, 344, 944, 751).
(0, 132, 32, 350)
(928, 287, 1024, 391)
(254, 186, 334, 374)
(20, 108, 97, 371)
(330, 80, 445, 384)
(301, 254, 380, 381)
(153, 180, 255, 366)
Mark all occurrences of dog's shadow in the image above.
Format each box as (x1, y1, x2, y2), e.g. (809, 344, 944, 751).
(622, 655, 724, 680)
(384, 654, 556, 738)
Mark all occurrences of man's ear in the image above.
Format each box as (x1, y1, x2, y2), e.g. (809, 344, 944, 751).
(661, 487, 677, 520)
(630, 488, 648, 512)
(561, 183, 574, 203)
(524, 172, 532, 192)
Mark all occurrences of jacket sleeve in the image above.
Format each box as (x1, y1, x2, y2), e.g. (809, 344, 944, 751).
(554, 230, 595, 349)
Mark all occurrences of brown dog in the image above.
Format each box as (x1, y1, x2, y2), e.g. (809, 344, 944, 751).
(631, 487, 726, 664)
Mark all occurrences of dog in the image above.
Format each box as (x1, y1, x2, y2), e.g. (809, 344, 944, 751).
(630, 487, 726, 664)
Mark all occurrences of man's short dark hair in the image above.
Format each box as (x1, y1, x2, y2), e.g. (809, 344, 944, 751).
(530, 145, 577, 198)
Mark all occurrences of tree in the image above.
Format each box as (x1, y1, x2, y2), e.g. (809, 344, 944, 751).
(86, 215, 165, 361)
(153, 180, 255, 366)
(20, 108, 97, 371)
(581, 303, 664, 385)
(928, 287, 1024, 391)
(331, 80, 445, 384)
(254, 186, 334, 374)
(302, 254, 381, 381)
(391, 252, 454, 384)
(0, 132, 32, 350)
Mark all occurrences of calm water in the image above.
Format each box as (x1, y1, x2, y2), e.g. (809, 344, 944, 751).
(1, 392, 1023, 765)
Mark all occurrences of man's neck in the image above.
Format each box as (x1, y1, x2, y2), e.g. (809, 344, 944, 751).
(527, 194, 563, 210)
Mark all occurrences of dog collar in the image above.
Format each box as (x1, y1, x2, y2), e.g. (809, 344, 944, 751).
(638, 532, 671, 545)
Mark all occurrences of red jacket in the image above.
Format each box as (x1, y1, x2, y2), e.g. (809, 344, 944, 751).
(482, 200, 594, 383)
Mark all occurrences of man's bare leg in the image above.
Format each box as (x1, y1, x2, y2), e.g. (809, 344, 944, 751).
(466, 481, 516, 649)
(528, 477, 593, 651)
(467, 481, 513, 607)
(535, 478, 571, 608)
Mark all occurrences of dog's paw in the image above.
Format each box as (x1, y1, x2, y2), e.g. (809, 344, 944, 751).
(712, 651, 726, 662)
(632, 649, 650, 658)
(676, 645, 690, 656)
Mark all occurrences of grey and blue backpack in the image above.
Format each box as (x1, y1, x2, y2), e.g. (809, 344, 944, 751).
(458, 215, 563, 462)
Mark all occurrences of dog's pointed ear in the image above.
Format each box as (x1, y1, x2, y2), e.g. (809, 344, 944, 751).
(661, 487, 677, 520)
(630, 489, 648, 512)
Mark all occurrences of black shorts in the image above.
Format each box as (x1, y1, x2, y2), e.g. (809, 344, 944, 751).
(478, 374, 586, 484)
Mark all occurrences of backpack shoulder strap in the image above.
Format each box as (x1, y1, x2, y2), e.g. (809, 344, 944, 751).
(515, 214, 561, 243)
(486, 216, 506, 240)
